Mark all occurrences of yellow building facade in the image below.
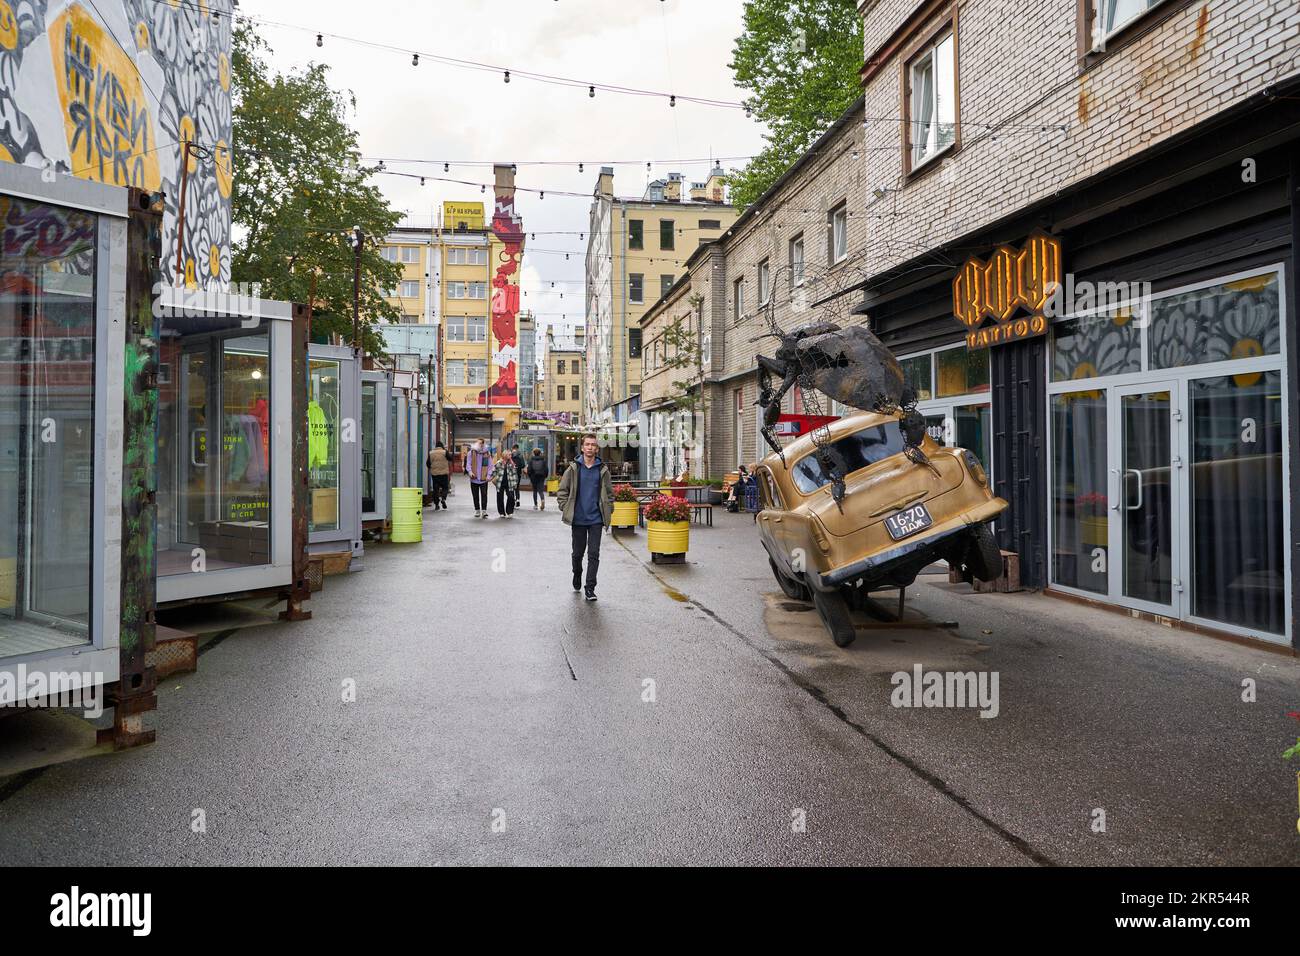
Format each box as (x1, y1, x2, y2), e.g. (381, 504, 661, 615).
(540, 327, 586, 423)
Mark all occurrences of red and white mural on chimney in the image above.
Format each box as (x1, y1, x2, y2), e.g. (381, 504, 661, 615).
(479, 183, 524, 406)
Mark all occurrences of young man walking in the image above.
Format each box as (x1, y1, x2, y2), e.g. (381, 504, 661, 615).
(557, 434, 613, 601)
(463, 439, 493, 518)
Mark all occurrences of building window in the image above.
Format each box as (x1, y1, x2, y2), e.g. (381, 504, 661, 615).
(402, 314, 419, 324)
(466, 360, 487, 386)
(469, 281, 487, 299)
(758, 258, 770, 305)
(660, 220, 674, 250)
(1089, 0, 1163, 48)
(447, 281, 465, 299)
(380, 246, 398, 262)
(570, 385, 580, 401)
(661, 274, 674, 298)
(446, 361, 464, 385)
(789, 234, 805, 286)
(558, 360, 566, 375)
(447, 247, 486, 265)
(629, 219, 643, 250)
(446, 316, 465, 341)
(828, 203, 848, 264)
(467, 315, 487, 342)
(628, 328, 642, 358)
(733, 277, 745, 323)
(556, 384, 565, 401)
(907, 27, 957, 171)
(629, 274, 644, 304)
(400, 280, 420, 298)
(400, 246, 420, 264)
(699, 219, 720, 230)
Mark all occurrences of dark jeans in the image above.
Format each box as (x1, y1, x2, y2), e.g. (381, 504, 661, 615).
(430, 474, 449, 507)
(530, 477, 546, 507)
(496, 485, 516, 515)
(571, 523, 602, 590)
(470, 481, 488, 511)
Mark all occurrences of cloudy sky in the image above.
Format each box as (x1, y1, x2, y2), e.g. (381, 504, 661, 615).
(238, 0, 767, 341)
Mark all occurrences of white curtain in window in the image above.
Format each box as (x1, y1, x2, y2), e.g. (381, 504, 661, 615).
(934, 33, 956, 153)
(912, 52, 935, 164)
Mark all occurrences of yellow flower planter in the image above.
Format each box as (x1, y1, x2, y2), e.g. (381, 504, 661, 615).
(647, 519, 689, 561)
(546, 477, 559, 494)
(611, 500, 639, 528)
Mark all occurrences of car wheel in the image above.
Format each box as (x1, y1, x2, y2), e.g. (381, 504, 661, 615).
(964, 524, 1003, 582)
(813, 588, 857, 647)
(769, 557, 810, 601)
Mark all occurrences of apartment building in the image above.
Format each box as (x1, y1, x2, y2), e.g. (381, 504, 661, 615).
(540, 327, 586, 424)
(584, 166, 738, 424)
(638, 97, 868, 480)
(378, 166, 527, 448)
(853, 0, 1300, 647)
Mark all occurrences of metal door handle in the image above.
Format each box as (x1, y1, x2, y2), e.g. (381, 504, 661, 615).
(1126, 469, 1143, 511)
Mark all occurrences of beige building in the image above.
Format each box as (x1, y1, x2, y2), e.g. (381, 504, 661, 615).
(540, 327, 586, 423)
(584, 166, 738, 423)
(639, 97, 868, 480)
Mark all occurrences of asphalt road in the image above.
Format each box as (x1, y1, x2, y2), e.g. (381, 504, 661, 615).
(1, 476, 1297, 865)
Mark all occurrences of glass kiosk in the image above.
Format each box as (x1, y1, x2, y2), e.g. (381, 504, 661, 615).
(307, 343, 362, 562)
(155, 289, 298, 605)
(360, 369, 391, 526)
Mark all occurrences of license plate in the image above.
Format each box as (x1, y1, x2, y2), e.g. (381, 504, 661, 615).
(884, 502, 933, 541)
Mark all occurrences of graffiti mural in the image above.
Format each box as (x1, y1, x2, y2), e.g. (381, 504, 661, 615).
(0, 0, 231, 288)
(480, 185, 523, 406)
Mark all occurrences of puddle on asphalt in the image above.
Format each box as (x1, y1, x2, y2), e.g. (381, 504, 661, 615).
(761, 592, 989, 674)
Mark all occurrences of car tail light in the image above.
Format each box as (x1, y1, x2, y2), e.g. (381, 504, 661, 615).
(964, 451, 987, 486)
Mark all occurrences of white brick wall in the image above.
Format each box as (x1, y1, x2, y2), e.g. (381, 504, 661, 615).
(859, 0, 1300, 276)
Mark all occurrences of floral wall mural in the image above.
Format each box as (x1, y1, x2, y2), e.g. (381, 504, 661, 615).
(0, 0, 231, 289)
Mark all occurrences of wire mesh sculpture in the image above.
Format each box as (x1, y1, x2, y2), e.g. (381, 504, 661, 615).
(754, 262, 930, 506)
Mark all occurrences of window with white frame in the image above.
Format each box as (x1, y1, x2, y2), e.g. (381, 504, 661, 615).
(758, 258, 770, 305)
(828, 203, 848, 264)
(469, 281, 487, 299)
(466, 360, 487, 386)
(1091, 0, 1161, 47)
(400, 280, 420, 298)
(380, 246, 398, 262)
(400, 246, 420, 264)
(466, 315, 487, 342)
(733, 276, 745, 323)
(789, 234, 805, 286)
(907, 29, 957, 170)
(446, 315, 466, 341)
(447, 247, 487, 265)
(445, 361, 465, 385)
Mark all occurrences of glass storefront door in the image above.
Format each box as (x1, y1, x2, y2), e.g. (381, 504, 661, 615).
(1113, 384, 1177, 614)
(1048, 267, 1288, 642)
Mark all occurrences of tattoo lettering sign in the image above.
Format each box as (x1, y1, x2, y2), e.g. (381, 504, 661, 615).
(952, 232, 1062, 350)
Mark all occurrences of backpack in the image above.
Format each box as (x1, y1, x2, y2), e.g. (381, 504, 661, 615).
(527, 457, 547, 480)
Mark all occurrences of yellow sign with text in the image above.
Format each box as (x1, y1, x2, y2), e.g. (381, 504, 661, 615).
(443, 202, 484, 231)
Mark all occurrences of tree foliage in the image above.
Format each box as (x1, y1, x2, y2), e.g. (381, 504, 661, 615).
(230, 26, 403, 356)
(727, 0, 864, 210)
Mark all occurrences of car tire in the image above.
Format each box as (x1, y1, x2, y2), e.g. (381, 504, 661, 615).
(769, 557, 810, 601)
(813, 588, 857, 647)
(964, 524, 1003, 582)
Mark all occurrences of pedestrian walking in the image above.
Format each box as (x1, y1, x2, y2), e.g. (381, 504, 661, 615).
(526, 448, 549, 510)
(557, 433, 613, 601)
(511, 444, 526, 475)
(491, 448, 521, 517)
(464, 438, 493, 518)
(426, 441, 452, 510)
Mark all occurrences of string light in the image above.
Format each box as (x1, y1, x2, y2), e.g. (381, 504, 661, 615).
(316, 33, 323, 47)
(503, 70, 510, 83)
(412, 53, 419, 66)
(588, 85, 595, 98)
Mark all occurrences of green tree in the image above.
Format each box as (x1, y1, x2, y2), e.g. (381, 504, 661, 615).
(231, 26, 402, 356)
(727, 0, 863, 210)
(660, 293, 711, 477)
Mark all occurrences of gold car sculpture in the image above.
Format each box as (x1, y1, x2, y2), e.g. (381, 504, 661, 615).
(756, 410, 1008, 647)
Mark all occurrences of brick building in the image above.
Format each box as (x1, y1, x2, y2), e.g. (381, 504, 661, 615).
(854, 0, 1300, 648)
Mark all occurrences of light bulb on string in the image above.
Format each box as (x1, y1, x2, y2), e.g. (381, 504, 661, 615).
(316, 33, 323, 47)
(412, 53, 419, 66)
(588, 85, 595, 98)
(504, 70, 510, 83)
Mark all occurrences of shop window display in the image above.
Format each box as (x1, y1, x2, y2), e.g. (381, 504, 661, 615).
(1051, 308, 1142, 382)
(309, 359, 341, 533)
(0, 198, 96, 654)
(1149, 273, 1280, 371)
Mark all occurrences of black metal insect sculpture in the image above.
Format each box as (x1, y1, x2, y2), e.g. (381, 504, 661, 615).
(755, 320, 930, 505)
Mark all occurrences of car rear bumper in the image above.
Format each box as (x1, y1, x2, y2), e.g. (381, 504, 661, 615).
(814, 497, 1007, 591)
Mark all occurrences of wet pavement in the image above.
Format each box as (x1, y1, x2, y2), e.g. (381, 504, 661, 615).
(1, 475, 1298, 865)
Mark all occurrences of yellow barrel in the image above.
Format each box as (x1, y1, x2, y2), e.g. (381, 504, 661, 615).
(390, 487, 423, 543)
(611, 500, 639, 528)
(646, 520, 689, 555)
